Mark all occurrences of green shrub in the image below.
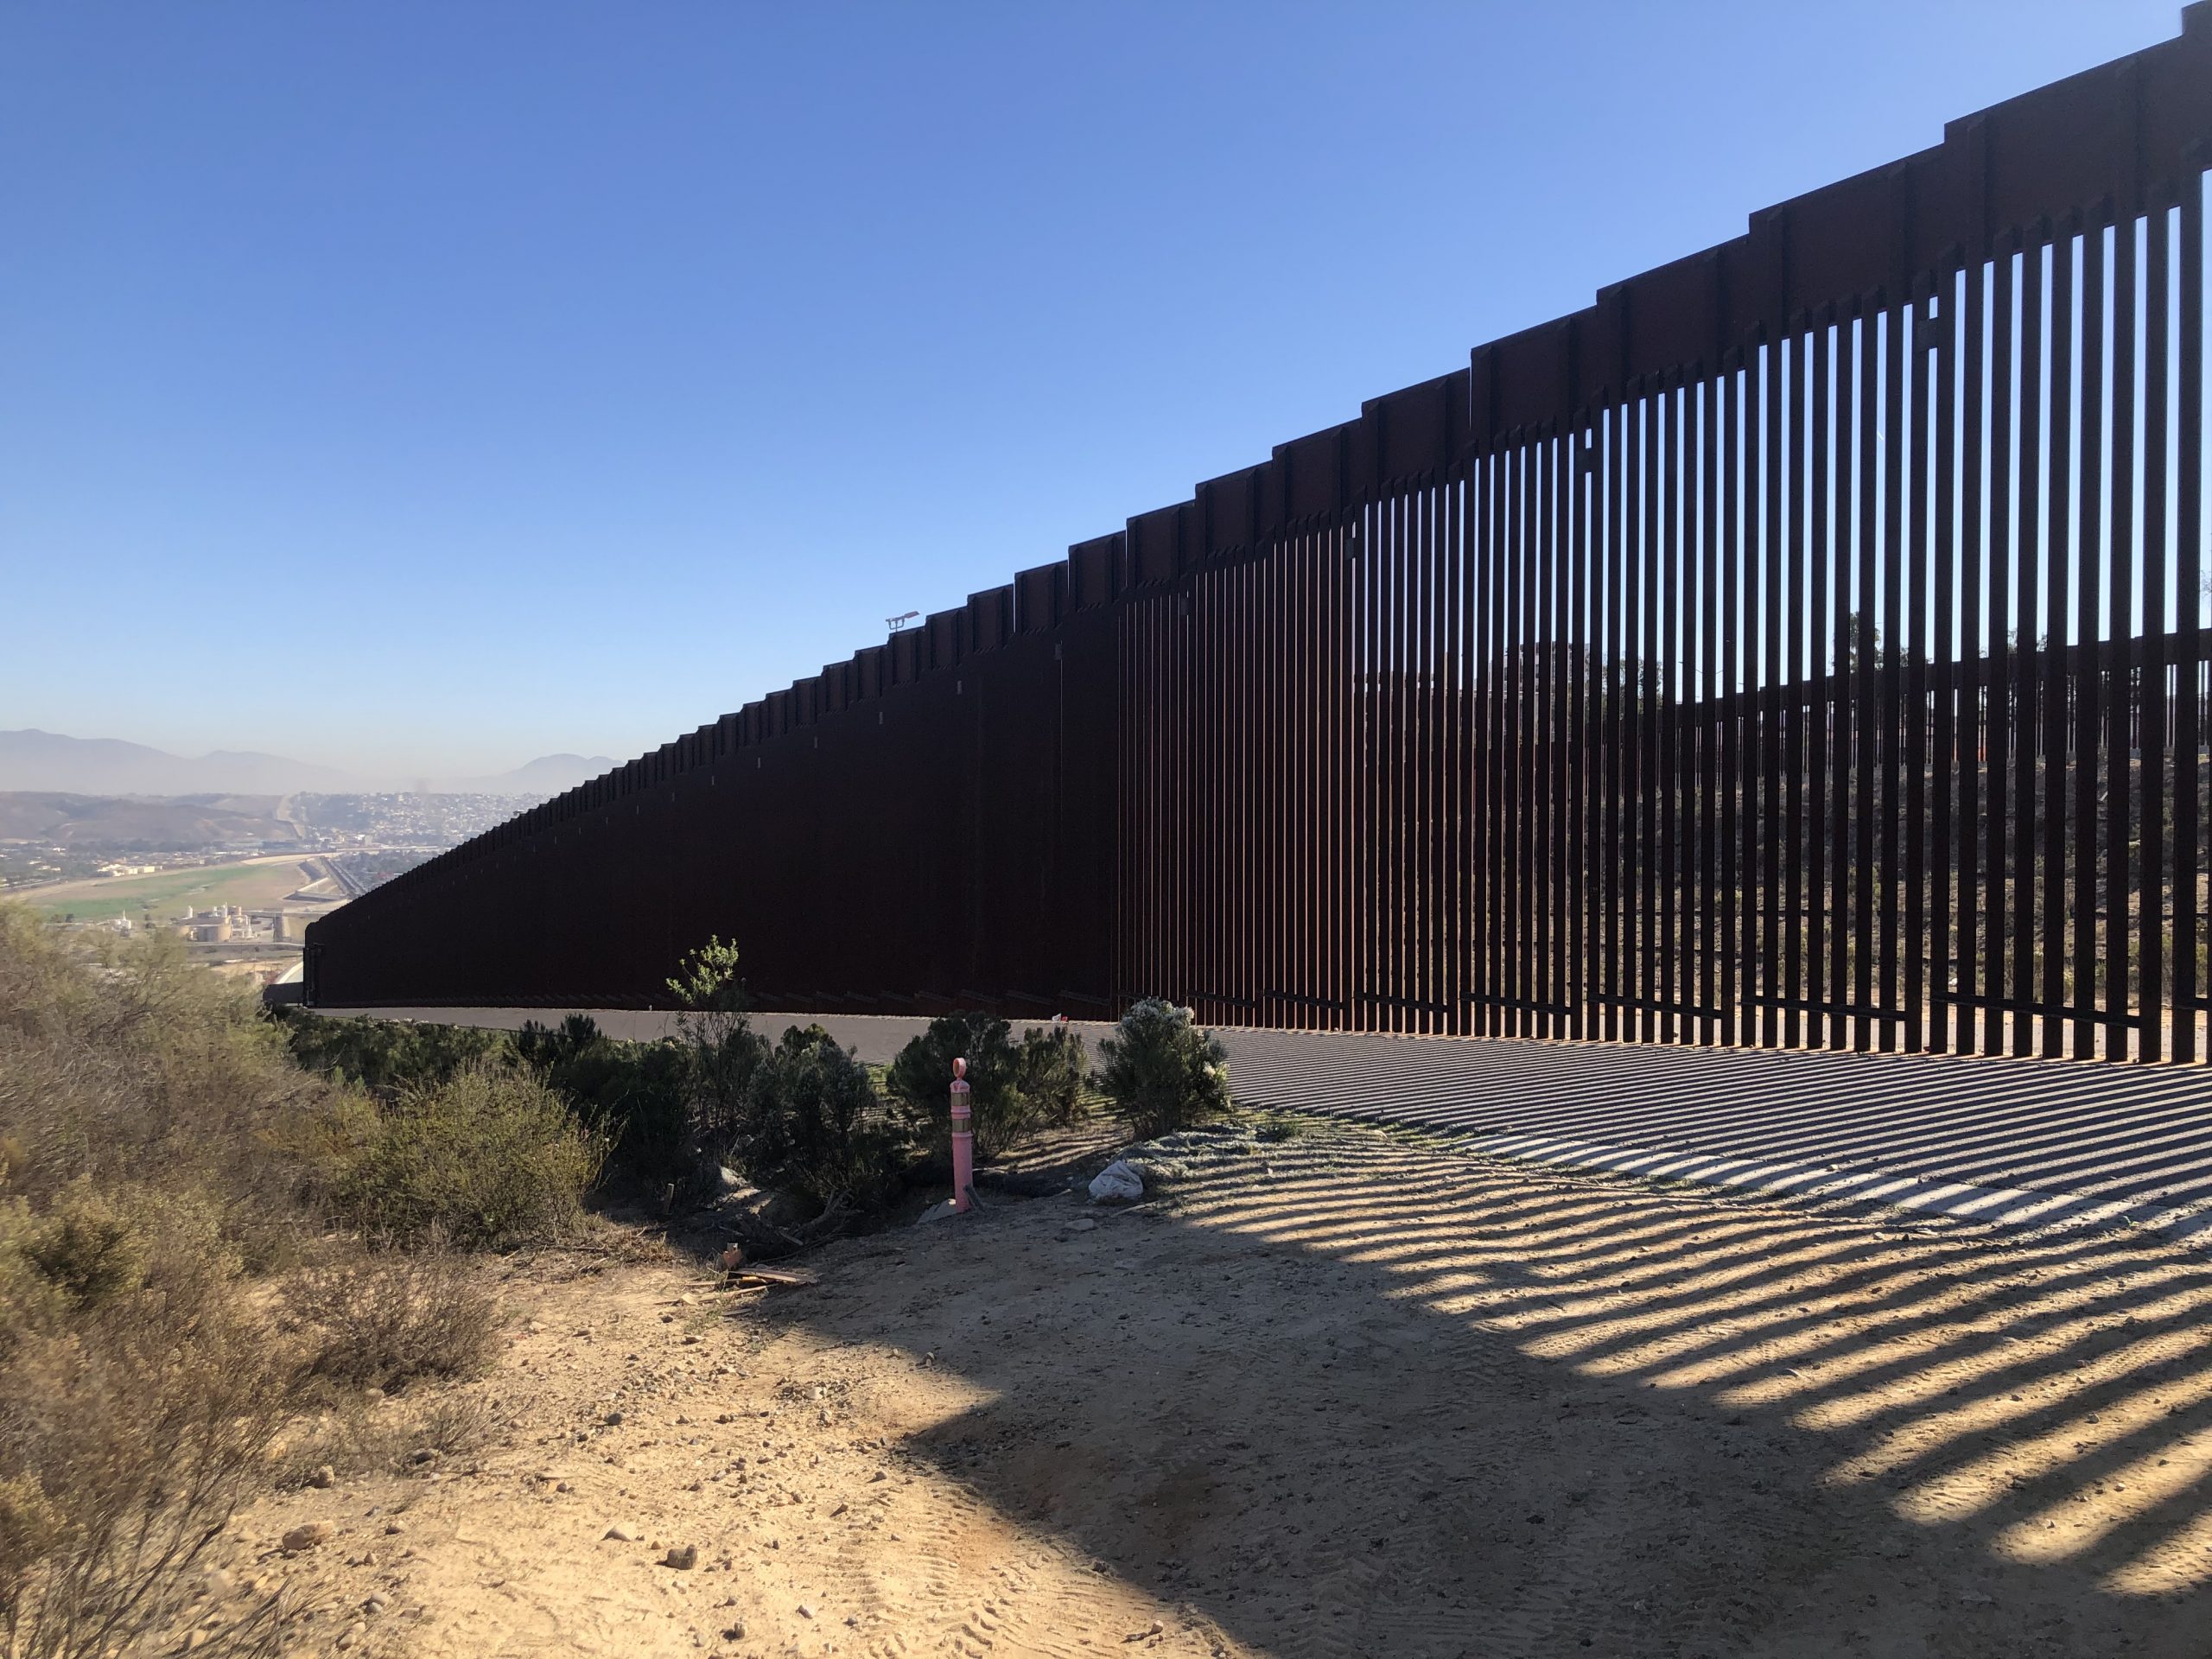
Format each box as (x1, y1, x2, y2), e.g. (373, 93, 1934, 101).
(19, 1181, 143, 1313)
(1096, 999, 1231, 1140)
(271, 1007, 506, 1094)
(327, 1060, 604, 1248)
(0, 909, 524, 1656)
(730, 1027, 906, 1209)
(662, 940, 772, 1172)
(516, 1015, 698, 1185)
(1014, 1024, 1090, 1128)
(1, 912, 324, 1229)
(276, 1007, 709, 1189)
(886, 1013, 1036, 1162)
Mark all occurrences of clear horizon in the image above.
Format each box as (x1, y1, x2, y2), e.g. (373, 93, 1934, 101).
(0, 1, 2183, 778)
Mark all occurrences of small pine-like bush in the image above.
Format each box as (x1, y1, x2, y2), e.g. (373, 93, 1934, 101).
(730, 1027, 906, 1209)
(516, 1014, 700, 1185)
(663, 938, 771, 1167)
(886, 1013, 1034, 1162)
(327, 1061, 604, 1249)
(1014, 1025, 1090, 1128)
(273, 1008, 507, 1094)
(1096, 999, 1231, 1140)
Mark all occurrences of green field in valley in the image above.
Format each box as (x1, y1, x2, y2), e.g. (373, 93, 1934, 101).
(16, 858, 321, 924)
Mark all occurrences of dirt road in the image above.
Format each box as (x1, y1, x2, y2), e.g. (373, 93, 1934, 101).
(222, 1118, 2212, 1657)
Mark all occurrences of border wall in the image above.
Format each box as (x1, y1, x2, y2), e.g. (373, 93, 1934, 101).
(314, 9, 2212, 1063)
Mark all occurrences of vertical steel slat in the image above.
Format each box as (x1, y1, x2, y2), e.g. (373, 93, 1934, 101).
(1553, 435, 1572, 1036)
(1393, 491, 1413, 1032)
(1902, 285, 1920, 1044)
(1955, 262, 1985, 1057)
(1661, 385, 1681, 1041)
(1497, 451, 1516, 1033)
(1557, 442, 1574, 1039)
(1643, 392, 1661, 1041)
(1252, 549, 1268, 1025)
(2141, 202, 2171, 1064)
(1484, 447, 1505, 1034)
(1325, 524, 1342, 1028)
(2106, 213, 2139, 1061)
(1611, 409, 1628, 1039)
(2075, 218, 2108, 1058)
(1920, 273, 1955, 1057)
(1471, 461, 1485, 1036)
(1986, 244, 2018, 1056)
(1416, 495, 1432, 1033)
(1312, 532, 1325, 1025)
(1855, 300, 1883, 1054)
(1466, 457, 1485, 1033)
(1875, 298, 1910, 1052)
(1204, 565, 1220, 1023)
(1700, 370, 1720, 1044)
(1197, 567, 1213, 1020)
(1511, 438, 1529, 1033)
(2044, 225, 2075, 1058)
(1426, 480, 1446, 1033)
(1511, 442, 1523, 1036)
(1444, 480, 1459, 1037)
(1833, 312, 1858, 1050)
(1366, 497, 1383, 1030)
(1410, 487, 1427, 1033)
(2013, 236, 2044, 1059)
(1481, 450, 1499, 1034)
(1808, 326, 1833, 1049)
(1539, 437, 1557, 1034)
(1380, 496, 1400, 1031)
(1282, 535, 1297, 1027)
(2175, 172, 2204, 1064)
(1161, 578, 1176, 1006)
(1722, 358, 1745, 1046)
(1467, 461, 1483, 1036)
(1532, 437, 1549, 1033)
(1785, 330, 1808, 1050)
(1297, 534, 1310, 1021)
(1757, 338, 1781, 1047)
(1141, 598, 1154, 1003)
(1550, 441, 1567, 1036)
(1570, 425, 1592, 1039)
(1522, 437, 1541, 1033)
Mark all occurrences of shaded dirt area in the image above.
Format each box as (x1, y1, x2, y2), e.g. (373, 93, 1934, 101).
(213, 1120, 2212, 1657)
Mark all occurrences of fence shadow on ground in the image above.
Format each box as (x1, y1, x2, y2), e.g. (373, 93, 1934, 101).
(770, 1127, 2212, 1657)
(1227, 1029, 2212, 1236)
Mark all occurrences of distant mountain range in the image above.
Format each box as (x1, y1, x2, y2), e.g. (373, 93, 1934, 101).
(0, 791, 297, 848)
(429, 754, 619, 795)
(0, 730, 615, 798)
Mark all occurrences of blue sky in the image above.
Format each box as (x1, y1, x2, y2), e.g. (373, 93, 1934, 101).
(0, 1, 2183, 779)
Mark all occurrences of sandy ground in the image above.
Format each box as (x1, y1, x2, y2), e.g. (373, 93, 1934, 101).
(209, 1117, 2212, 1658)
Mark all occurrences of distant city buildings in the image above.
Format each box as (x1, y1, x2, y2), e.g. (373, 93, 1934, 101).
(7, 792, 544, 984)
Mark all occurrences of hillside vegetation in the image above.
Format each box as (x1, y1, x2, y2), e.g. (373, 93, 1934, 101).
(0, 905, 597, 1657)
(0, 909, 1235, 1656)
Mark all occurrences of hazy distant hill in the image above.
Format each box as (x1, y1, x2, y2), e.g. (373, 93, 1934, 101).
(0, 730, 360, 796)
(0, 731, 616, 798)
(0, 792, 296, 848)
(432, 753, 616, 795)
